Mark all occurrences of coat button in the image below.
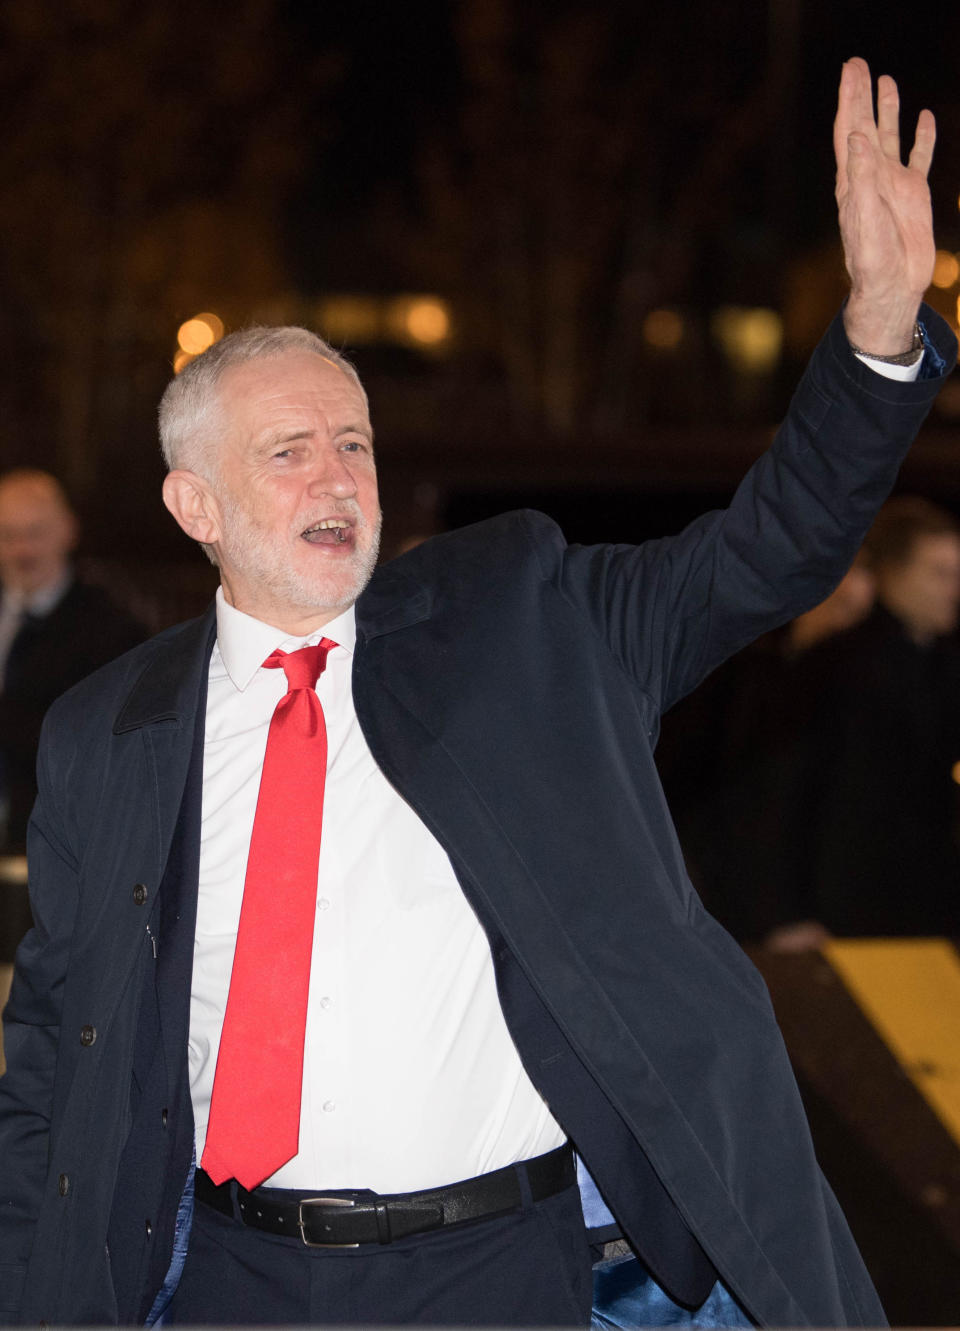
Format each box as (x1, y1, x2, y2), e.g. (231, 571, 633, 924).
(80, 1025, 96, 1047)
(58, 1174, 69, 1196)
(133, 883, 148, 906)
(145, 1219, 152, 1238)
(161, 1108, 168, 1128)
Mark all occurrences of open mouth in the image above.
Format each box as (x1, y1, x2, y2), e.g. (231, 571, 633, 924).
(301, 519, 352, 546)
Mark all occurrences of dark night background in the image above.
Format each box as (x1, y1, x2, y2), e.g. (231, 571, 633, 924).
(4, 7, 960, 1319)
(1, 0, 959, 624)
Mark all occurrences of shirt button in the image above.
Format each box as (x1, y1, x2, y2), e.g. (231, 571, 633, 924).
(317, 898, 330, 912)
(58, 1174, 69, 1196)
(322, 1100, 336, 1113)
(80, 1025, 97, 1047)
(319, 996, 332, 1010)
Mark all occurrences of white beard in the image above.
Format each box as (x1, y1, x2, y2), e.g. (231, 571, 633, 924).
(215, 488, 382, 621)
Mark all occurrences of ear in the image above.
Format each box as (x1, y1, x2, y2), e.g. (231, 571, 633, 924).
(162, 470, 223, 549)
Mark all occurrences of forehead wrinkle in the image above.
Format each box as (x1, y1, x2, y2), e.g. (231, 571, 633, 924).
(221, 362, 372, 462)
(251, 386, 367, 421)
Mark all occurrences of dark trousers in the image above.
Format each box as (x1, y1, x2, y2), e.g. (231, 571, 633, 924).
(166, 1178, 592, 1326)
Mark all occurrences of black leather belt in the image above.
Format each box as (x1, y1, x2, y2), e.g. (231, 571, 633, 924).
(195, 1142, 575, 1247)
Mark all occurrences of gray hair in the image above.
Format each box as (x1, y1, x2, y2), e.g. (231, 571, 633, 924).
(158, 326, 368, 479)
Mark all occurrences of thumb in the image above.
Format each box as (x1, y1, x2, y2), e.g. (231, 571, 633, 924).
(844, 131, 876, 198)
(846, 131, 870, 167)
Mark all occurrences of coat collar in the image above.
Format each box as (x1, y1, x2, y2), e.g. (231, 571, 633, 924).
(113, 605, 217, 734)
(111, 556, 430, 735)
(355, 559, 432, 642)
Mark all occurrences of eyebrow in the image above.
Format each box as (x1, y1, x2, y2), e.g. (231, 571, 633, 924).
(257, 423, 375, 450)
(337, 422, 374, 442)
(270, 430, 313, 444)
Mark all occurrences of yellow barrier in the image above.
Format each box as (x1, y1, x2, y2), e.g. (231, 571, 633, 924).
(825, 938, 960, 1147)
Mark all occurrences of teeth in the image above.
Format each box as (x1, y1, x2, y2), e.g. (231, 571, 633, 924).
(304, 519, 349, 534)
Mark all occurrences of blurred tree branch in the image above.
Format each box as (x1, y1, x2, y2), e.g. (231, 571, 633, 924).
(0, 0, 342, 494)
(373, 0, 793, 439)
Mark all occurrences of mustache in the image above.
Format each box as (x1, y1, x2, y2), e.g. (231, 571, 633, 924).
(296, 502, 367, 531)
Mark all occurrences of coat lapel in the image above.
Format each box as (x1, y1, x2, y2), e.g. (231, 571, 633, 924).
(355, 561, 432, 642)
(113, 607, 216, 863)
(113, 607, 216, 1117)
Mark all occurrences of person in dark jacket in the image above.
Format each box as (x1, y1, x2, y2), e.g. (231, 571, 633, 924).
(0, 469, 145, 851)
(655, 553, 878, 945)
(0, 59, 954, 1329)
(783, 497, 960, 938)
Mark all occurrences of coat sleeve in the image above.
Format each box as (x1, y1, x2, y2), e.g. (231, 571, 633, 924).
(0, 719, 81, 1321)
(547, 304, 957, 718)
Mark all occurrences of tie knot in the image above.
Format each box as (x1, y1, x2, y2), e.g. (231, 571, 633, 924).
(264, 639, 336, 691)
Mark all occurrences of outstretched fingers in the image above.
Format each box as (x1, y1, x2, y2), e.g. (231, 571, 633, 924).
(908, 107, 937, 178)
(876, 75, 938, 180)
(875, 75, 901, 161)
(835, 60, 937, 193)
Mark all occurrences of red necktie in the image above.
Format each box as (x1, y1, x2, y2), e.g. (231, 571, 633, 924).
(201, 639, 336, 1190)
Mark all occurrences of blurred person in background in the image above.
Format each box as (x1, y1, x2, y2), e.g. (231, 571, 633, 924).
(789, 553, 877, 653)
(770, 496, 960, 944)
(0, 469, 145, 852)
(657, 554, 877, 944)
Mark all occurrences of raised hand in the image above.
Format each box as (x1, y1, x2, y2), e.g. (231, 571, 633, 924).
(834, 57, 936, 355)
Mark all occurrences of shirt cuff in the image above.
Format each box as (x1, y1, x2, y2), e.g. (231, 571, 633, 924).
(854, 351, 923, 383)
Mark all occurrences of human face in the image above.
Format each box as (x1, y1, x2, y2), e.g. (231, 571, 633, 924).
(879, 533, 960, 644)
(0, 475, 76, 597)
(206, 352, 381, 634)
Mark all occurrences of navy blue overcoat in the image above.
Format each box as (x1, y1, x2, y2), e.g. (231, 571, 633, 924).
(1, 309, 955, 1325)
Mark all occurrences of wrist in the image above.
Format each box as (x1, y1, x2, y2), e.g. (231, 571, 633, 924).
(849, 321, 924, 366)
(842, 291, 924, 357)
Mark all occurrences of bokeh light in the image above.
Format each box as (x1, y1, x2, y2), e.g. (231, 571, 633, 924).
(932, 251, 960, 289)
(643, 309, 684, 351)
(318, 296, 382, 344)
(403, 298, 451, 345)
(177, 313, 223, 356)
(711, 307, 783, 374)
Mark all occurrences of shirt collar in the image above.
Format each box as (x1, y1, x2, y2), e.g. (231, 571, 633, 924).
(214, 586, 357, 692)
(2, 569, 72, 618)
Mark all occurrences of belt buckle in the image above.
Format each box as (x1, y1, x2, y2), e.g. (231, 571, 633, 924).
(298, 1195, 359, 1248)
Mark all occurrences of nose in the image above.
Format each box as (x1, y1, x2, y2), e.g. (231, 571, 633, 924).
(306, 449, 358, 500)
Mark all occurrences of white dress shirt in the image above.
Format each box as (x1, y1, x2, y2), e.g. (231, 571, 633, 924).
(189, 589, 565, 1192)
